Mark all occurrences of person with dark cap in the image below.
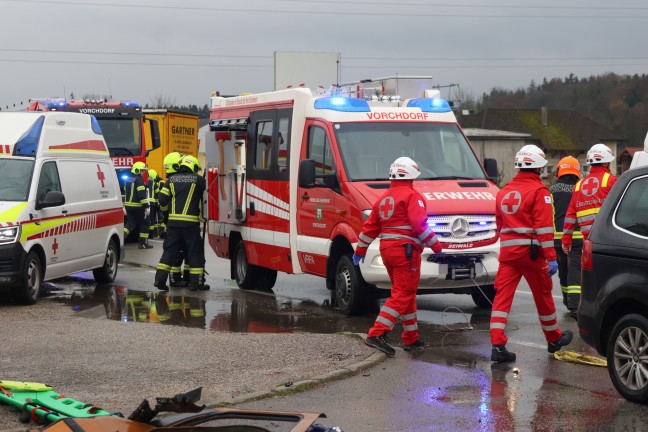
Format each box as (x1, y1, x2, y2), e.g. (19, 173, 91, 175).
(123, 161, 153, 249)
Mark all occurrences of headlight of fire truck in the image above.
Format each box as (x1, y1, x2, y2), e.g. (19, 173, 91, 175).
(0, 226, 21, 244)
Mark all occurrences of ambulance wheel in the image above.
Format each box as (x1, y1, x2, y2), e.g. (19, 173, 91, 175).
(14, 251, 43, 305)
(93, 239, 119, 284)
(234, 241, 259, 290)
(335, 255, 365, 316)
(471, 285, 495, 309)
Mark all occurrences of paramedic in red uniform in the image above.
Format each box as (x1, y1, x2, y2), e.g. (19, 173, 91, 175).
(353, 157, 443, 357)
(490, 145, 573, 363)
(562, 144, 617, 255)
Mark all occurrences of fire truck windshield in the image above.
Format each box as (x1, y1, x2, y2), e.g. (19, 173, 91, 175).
(335, 122, 486, 181)
(0, 159, 34, 201)
(96, 118, 142, 157)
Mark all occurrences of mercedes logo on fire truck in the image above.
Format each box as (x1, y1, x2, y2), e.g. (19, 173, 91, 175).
(450, 217, 470, 237)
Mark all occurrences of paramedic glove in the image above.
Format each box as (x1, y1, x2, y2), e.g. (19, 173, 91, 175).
(548, 260, 558, 276)
(352, 254, 365, 266)
(434, 251, 444, 261)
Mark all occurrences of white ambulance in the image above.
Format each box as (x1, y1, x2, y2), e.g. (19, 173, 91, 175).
(0, 112, 124, 304)
(205, 80, 501, 315)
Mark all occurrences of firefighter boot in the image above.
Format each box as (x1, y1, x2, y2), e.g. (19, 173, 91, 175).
(491, 345, 516, 363)
(170, 272, 188, 288)
(365, 334, 395, 357)
(548, 330, 573, 353)
(189, 274, 210, 292)
(138, 239, 153, 249)
(154, 271, 169, 291)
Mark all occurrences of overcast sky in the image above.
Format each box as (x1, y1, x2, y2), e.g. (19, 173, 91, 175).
(2, 0, 647, 109)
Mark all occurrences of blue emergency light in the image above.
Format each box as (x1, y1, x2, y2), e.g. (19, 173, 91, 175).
(121, 101, 140, 107)
(314, 97, 370, 112)
(91, 116, 103, 134)
(13, 115, 44, 157)
(406, 98, 452, 113)
(44, 101, 68, 110)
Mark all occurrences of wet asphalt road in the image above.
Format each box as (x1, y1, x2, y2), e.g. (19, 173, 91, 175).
(12, 240, 648, 430)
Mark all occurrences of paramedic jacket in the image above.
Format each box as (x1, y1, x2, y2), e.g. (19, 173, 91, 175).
(158, 170, 206, 226)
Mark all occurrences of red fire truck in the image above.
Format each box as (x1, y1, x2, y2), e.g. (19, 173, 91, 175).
(27, 98, 161, 187)
(204, 78, 501, 315)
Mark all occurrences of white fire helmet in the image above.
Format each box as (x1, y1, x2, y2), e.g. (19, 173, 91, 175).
(388, 156, 421, 180)
(514, 145, 548, 169)
(586, 143, 615, 165)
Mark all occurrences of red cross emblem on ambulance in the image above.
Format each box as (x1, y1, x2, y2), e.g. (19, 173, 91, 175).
(581, 177, 599, 197)
(379, 196, 395, 220)
(96, 164, 106, 188)
(501, 191, 522, 214)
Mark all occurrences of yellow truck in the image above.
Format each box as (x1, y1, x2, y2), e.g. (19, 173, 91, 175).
(143, 109, 199, 179)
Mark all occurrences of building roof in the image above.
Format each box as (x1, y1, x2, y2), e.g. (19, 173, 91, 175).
(462, 128, 531, 139)
(459, 108, 624, 151)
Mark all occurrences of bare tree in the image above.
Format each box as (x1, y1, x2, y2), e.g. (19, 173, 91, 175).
(453, 86, 477, 112)
(149, 94, 177, 109)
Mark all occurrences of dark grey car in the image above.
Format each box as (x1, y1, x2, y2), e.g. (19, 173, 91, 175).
(579, 164, 648, 403)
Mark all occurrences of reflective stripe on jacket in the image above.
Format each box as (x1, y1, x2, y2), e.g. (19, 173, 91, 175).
(562, 166, 616, 245)
(123, 173, 148, 208)
(549, 175, 582, 240)
(496, 171, 556, 262)
(158, 171, 205, 226)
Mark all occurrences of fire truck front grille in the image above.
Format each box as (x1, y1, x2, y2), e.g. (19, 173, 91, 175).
(458, 181, 489, 188)
(427, 214, 496, 243)
(367, 183, 390, 189)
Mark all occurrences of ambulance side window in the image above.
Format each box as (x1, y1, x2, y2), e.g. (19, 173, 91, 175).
(255, 121, 273, 170)
(37, 162, 62, 202)
(307, 126, 336, 176)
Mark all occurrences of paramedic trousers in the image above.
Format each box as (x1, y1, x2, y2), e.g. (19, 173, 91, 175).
(367, 244, 420, 345)
(554, 239, 582, 312)
(490, 254, 563, 346)
(154, 225, 204, 286)
(124, 207, 150, 245)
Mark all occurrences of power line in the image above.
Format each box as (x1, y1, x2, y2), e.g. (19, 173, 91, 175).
(277, 0, 648, 10)
(1, 48, 647, 63)
(2, 0, 648, 18)
(1, 58, 647, 70)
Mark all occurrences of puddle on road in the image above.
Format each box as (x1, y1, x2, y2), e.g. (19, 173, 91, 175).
(43, 277, 485, 336)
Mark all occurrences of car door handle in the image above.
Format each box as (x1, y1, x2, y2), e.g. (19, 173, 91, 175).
(62, 209, 68, 214)
(301, 193, 309, 200)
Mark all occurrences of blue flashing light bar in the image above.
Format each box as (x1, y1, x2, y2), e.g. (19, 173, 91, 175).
(91, 116, 103, 135)
(314, 97, 370, 112)
(44, 101, 68, 110)
(121, 101, 140, 107)
(14, 115, 44, 157)
(120, 174, 129, 181)
(406, 98, 451, 113)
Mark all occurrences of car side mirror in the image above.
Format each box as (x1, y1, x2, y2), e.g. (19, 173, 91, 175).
(484, 158, 499, 183)
(299, 159, 317, 188)
(36, 190, 65, 210)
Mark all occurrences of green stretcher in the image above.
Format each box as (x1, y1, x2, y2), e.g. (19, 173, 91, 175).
(0, 380, 119, 425)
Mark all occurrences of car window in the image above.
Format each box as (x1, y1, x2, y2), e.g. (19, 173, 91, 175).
(615, 176, 648, 237)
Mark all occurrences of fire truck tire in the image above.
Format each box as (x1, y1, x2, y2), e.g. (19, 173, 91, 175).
(255, 268, 278, 292)
(471, 285, 495, 309)
(93, 239, 119, 284)
(13, 250, 43, 305)
(334, 255, 366, 316)
(234, 241, 260, 290)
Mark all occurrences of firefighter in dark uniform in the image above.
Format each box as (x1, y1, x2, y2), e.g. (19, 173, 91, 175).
(147, 169, 163, 239)
(123, 161, 153, 249)
(160, 152, 190, 287)
(154, 155, 209, 291)
(549, 156, 582, 318)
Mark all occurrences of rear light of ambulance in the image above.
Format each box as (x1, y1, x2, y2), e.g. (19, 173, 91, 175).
(582, 239, 592, 270)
